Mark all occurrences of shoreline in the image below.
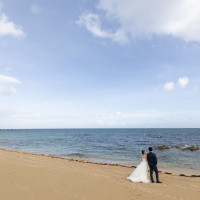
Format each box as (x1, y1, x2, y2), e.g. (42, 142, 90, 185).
(0, 147, 200, 200)
(1, 148, 199, 177)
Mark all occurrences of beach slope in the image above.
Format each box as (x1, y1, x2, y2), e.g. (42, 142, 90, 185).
(0, 149, 199, 200)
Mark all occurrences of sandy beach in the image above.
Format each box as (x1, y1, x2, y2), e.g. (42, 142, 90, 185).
(0, 148, 199, 200)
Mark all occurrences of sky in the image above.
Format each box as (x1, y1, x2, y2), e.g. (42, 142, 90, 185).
(0, 0, 200, 128)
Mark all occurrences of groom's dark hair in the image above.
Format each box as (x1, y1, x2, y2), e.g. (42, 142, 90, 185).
(148, 147, 153, 152)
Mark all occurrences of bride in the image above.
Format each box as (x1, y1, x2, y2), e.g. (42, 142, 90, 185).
(127, 150, 150, 183)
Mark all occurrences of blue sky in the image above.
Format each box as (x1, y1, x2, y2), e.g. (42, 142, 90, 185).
(0, 0, 200, 128)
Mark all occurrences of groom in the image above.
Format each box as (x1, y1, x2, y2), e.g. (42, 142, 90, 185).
(147, 147, 162, 183)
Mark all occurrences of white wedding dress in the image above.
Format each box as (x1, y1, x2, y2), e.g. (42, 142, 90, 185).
(127, 157, 150, 183)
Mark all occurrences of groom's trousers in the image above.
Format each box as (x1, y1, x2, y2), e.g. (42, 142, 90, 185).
(149, 165, 159, 182)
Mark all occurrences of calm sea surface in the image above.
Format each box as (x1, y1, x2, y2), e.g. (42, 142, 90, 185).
(0, 128, 199, 174)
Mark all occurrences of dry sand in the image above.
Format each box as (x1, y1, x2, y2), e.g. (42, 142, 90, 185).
(0, 148, 199, 200)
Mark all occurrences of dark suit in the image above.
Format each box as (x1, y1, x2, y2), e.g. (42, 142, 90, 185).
(147, 152, 159, 182)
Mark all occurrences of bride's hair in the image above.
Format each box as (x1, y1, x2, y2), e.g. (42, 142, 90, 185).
(142, 150, 145, 155)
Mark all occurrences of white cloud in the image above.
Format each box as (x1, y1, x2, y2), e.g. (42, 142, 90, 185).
(30, 5, 42, 15)
(0, 85, 16, 94)
(0, 74, 20, 95)
(0, 74, 21, 84)
(178, 76, 189, 88)
(5, 67, 12, 71)
(0, 3, 24, 38)
(76, 13, 128, 44)
(77, 0, 200, 44)
(163, 82, 174, 91)
(97, 120, 103, 125)
(115, 111, 122, 116)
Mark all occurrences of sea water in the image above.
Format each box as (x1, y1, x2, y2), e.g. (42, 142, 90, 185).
(0, 128, 199, 174)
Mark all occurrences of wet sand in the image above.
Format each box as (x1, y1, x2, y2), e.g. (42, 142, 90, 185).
(0, 148, 199, 200)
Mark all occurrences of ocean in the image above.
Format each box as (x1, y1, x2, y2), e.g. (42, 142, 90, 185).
(0, 128, 199, 174)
